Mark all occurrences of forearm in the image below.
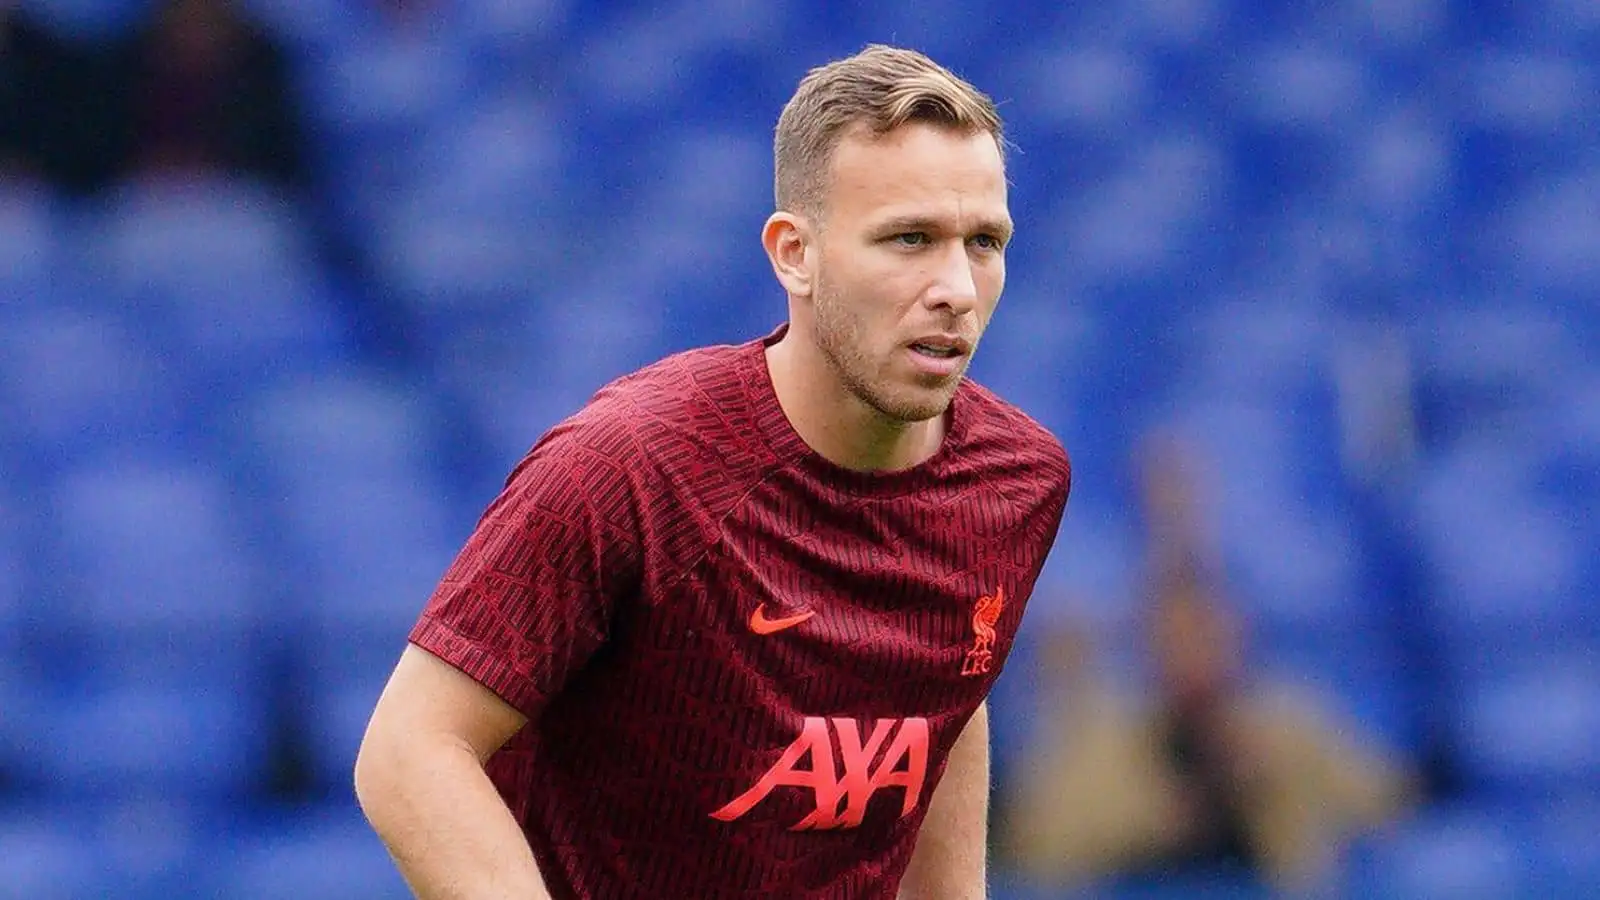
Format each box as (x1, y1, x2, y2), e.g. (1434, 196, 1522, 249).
(899, 704, 990, 900)
(355, 737, 554, 900)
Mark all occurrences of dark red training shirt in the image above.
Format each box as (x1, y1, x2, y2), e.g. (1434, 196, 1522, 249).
(410, 328, 1071, 899)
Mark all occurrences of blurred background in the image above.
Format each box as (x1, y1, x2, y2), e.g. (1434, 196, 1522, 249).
(0, 0, 1595, 897)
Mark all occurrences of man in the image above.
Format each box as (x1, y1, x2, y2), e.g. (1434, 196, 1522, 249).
(354, 44, 1071, 899)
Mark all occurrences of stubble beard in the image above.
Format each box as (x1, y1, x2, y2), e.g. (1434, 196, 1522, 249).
(810, 273, 960, 425)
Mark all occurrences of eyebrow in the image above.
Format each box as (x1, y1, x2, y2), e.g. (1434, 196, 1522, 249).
(876, 214, 1015, 242)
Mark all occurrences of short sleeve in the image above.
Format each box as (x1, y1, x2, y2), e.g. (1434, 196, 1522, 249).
(408, 422, 641, 721)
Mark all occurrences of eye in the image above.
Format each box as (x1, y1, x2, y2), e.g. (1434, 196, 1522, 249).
(892, 232, 931, 247)
(969, 233, 1005, 252)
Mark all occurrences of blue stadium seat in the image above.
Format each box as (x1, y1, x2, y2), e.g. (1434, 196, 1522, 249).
(0, 794, 226, 900)
(281, 472, 462, 791)
(295, 19, 480, 233)
(1342, 804, 1536, 900)
(403, 90, 573, 220)
(231, 371, 462, 527)
(230, 372, 467, 788)
(0, 474, 21, 624)
(1465, 54, 1593, 296)
(298, 671, 394, 797)
(234, 372, 442, 493)
(0, 307, 190, 468)
(427, 302, 681, 465)
(997, 38, 1155, 148)
(301, 13, 479, 135)
(1023, 130, 1233, 297)
(450, 0, 572, 64)
(17, 457, 271, 800)
(1338, 109, 1453, 219)
(1453, 651, 1600, 800)
(0, 805, 108, 900)
(83, 177, 311, 287)
(16, 680, 270, 801)
(1032, 500, 1144, 637)
(36, 458, 265, 654)
(373, 115, 773, 343)
(560, 6, 730, 120)
(370, 203, 542, 327)
(0, 790, 228, 896)
(363, 93, 578, 324)
(451, 376, 604, 471)
(1411, 306, 1583, 452)
(76, 177, 351, 386)
(628, 125, 772, 229)
(1530, 801, 1600, 894)
(0, 480, 25, 774)
(0, 672, 20, 786)
(233, 372, 469, 606)
(0, 180, 61, 308)
(215, 807, 413, 900)
(1148, 395, 1373, 632)
(848, 4, 1018, 61)
(1411, 441, 1591, 670)
(282, 472, 461, 631)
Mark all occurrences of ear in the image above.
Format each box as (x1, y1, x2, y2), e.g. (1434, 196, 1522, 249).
(762, 211, 816, 299)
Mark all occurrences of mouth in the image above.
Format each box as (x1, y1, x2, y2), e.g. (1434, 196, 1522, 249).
(908, 335, 972, 360)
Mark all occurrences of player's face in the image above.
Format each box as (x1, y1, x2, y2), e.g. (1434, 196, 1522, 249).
(810, 123, 1011, 424)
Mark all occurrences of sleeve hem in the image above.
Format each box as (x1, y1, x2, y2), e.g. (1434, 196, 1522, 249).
(408, 617, 547, 722)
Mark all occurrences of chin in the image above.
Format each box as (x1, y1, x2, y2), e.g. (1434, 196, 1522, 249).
(873, 387, 958, 424)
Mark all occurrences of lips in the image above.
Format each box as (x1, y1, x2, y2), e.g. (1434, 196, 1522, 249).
(904, 334, 973, 379)
(908, 334, 972, 360)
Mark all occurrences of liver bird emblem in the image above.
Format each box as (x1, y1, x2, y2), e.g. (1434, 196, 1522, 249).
(961, 585, 1006, 676)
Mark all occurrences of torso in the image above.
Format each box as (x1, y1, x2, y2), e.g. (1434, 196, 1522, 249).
(487, 332, 1070, 899)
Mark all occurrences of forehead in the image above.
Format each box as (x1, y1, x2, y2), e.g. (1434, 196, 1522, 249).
(824, 122, 1010, 228)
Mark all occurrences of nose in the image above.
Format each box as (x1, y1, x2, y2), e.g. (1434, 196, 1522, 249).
(923, 243, 978, 316)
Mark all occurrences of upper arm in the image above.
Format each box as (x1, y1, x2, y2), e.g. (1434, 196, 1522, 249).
(923, 702, 991, 825)
(951, 701, 991, 777)
(362, 644, 529, 765)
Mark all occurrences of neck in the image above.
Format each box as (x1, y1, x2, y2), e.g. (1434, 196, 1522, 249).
(766, 330, 945, 473)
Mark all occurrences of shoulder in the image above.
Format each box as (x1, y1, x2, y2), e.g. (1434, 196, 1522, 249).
(592, 342, 752, 428)
(557, 342, 755, 458)
(955, 380, 1072, 494)
(514, 340, 770, 506)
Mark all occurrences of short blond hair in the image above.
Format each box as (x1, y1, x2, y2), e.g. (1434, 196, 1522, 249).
(774, 44, 1005, 218)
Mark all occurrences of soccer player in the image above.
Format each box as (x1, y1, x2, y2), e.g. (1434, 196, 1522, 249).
(353, 44, 1071, 899)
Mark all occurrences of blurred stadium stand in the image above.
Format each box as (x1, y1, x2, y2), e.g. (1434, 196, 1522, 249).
(1, 0, 1596, 897)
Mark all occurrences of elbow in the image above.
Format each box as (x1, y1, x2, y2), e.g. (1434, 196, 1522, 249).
(353, 721, 479, 830)
(352, 737, 377, 815)
(355, 728, 423, 848)
(353, 726, 397, 823)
